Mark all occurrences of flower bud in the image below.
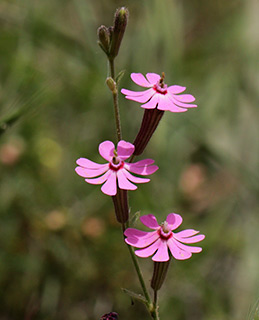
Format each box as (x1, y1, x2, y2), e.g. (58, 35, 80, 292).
(109, 7, 129, 59)
(106, 77, 117, 94)
(97, 25, 111, 55)
(100, 312, 118, 320)
(151, 260, 171, 291)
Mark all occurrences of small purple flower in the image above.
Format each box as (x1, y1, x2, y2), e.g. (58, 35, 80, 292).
(124, 213, 205, 262)
(121, 72, 197, 112)
(75, 140, 158, 196)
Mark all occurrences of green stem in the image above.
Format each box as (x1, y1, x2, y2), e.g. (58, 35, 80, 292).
(125, 238, 152, 307)
(109, 58, 122, 142)
(109, 58, 115, 79)
(152, 290, 160, 320)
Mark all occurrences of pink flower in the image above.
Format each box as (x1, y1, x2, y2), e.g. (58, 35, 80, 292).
(75, 140, 158, 196)
(121, 72, 197, 112)
(124, 213, 205, 262)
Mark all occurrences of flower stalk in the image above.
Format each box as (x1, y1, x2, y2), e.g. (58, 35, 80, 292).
(75, 5, 206, 320)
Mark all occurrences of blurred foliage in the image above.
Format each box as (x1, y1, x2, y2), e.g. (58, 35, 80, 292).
(0, 0, 258, 319)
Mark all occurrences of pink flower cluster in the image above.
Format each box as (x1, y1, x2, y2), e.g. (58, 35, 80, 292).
(121, 73, 197, 112)
(75, 140, 158, 196)
(75, 71, 205, 261)
(124, 213, 205, 262)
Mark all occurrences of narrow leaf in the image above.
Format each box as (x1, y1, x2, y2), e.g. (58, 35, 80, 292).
(115, 70, 126, 85)
(121, 288, 147, 305)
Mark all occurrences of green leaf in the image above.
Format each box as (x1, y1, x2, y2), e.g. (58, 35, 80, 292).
(121, 288, 147, 305)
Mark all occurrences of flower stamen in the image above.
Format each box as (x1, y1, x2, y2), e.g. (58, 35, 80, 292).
(153, 72, 168, 94)
(159, 221, 172, 239)
(159, 72, 165, 87)
(110, 159, 124, 171)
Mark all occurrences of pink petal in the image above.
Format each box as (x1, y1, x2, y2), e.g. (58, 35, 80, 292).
(172, 238, 202, 253)
(158, 94, 188, 112)
(85, 170, 111, 185)
(135, 239, 161, 258)
(75, 165, 108, 178)
(156, 94, 170, 111)
(140, 214, 160, 229)
(174, 94, 196, 103)
(99, 141, 115, 161)
(167, 238, 192, 260)
(174, 229, 199, 238)
(175, 234, 205, 244)
(131, 73, 152, 87)
(117, 140, 135, 160)
(124, 228, 152, 238)
(146, 73, 160, 84)
(140, 94, 159, 109)
(156, 94, 188, 113)
(101, 171, 117, 196)
(125, 161, 158, 175)
(152, 240, 170, 262)
(168, 85, 186, 94)
(117, 170, 137, 190)
(76, 158, 105, 169)
(121, 88, 148, 97)
(125, 88, 155, 103)
(170, 95, 197, 108)
(166, 213, 183, 230)
(129, 159, 155, 166)
(167, 103, 188, 113)
(125, 230, 159, 248)
(123, 170, 150, 183)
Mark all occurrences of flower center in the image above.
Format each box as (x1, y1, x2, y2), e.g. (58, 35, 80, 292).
(159, 221, 172, 239)
(153, 72, 168, 94)
(109, 152, 124, 171)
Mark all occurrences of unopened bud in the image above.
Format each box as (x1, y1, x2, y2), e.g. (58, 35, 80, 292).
(109, 7, 129, 58)
(106, 77, 117, 93)
(97, 25, 111, 55)
(108, 26, 114, 42)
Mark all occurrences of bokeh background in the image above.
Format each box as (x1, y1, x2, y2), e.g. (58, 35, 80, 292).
(0, 0, 258, 319)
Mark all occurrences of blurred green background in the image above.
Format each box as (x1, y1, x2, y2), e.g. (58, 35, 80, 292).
(0, 0, 258, 319)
